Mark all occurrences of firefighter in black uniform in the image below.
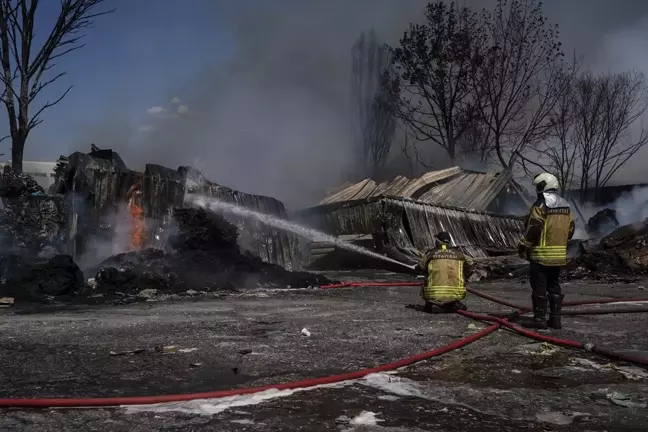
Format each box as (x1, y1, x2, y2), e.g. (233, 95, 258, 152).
(518, 173, 575, 329)
(416, 231, 468, 313)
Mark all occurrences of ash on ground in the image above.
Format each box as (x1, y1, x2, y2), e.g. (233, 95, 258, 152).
(0, 206, 334, 304)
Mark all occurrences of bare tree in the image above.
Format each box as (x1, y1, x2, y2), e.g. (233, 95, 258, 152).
(519, 69, 580, 195)
(0, 0, 112, 173)
(577, 71, 648, 202)
(386, 1, 481, 165)
(471, 0, 569, 169)
(351, 30, 396, 178)
(519, 69, 648, 202)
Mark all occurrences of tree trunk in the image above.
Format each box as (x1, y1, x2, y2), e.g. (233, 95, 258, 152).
(11, 132, 25, 173)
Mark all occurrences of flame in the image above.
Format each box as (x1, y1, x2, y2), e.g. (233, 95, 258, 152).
(128, 198, 146, 249)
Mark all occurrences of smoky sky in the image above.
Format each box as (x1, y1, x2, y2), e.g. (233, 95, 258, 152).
(72, 0, 648, 207)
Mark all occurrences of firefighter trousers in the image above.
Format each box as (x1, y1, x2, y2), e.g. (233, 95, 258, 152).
(529, 262, 561, 296)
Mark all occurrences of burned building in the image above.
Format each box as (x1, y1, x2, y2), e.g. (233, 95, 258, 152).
(296, 166, 531, 266)
(51, 145, 301, 270)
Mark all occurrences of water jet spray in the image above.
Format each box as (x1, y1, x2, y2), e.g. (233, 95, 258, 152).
(188, 195, 416, 271)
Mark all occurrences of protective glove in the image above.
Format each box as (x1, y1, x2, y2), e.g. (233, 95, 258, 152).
(517, 244, 528, 260)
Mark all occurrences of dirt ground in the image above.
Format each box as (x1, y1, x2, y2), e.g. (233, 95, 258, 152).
(1, 270, 648, 431)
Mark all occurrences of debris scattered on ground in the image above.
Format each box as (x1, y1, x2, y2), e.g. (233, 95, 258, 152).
(0, 297, 14, 307)
(566, 219, 648, 281)
(517, 342, 560, 356)
(465, 256, 528, 282)
(109, 346, 199, 356)
(301, 328, 311, 337)
(572, 358, 648, 380)
(0, 253, 84, 302)
(348, 411, 383, 426)
(535, 411, 589, 426)
(1, 207, 336, 305)
(83, 208, 336, 304)
(109, 349, 147, 356)
(601, 390, 647, 408)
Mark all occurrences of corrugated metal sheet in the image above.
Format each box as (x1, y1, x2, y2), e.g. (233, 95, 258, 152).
(297, 196, 525, 259)
(59, 153, 301, 270)
(319, 166, 521, 212)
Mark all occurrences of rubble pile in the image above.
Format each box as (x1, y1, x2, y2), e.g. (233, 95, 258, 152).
(566, 220, 648, 281)
(0, 166, 66, 254)
(84, 207, 335, 303)
(0, 254, 84, 302)
(465, 256, 529, 282)
(586, 208, 620, 238)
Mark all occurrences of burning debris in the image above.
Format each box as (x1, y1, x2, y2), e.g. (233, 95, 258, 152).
(0, 144, 337, 305)
(86, 207, 334, 303)
(0, 205, 334, 304)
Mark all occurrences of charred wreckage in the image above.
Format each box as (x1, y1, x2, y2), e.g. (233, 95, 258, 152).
(0, 146, 645, 306)
(0, 145, 332, 305)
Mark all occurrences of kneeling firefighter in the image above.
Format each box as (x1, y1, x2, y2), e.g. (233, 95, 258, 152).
(517, 173, 575, 330)
(415, 232, 468, 313)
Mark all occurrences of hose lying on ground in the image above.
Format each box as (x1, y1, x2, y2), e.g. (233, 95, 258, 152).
(323, 281, 648, 369)
(0, 322, 501, 408)
(457, 309, 648, 367)
(1, 279, 646, 408)
(465, 286, 648, 310)
(322, 283, 648, 311)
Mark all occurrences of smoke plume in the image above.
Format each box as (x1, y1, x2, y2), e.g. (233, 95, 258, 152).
(70, 0, 648, 209)
(71, 0, 429, 208)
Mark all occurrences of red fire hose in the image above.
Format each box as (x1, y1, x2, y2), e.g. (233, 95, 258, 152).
(457, 309, 648, 367)
(321, 281, 648, 368)
(0, 321, 500, 408)
(1, 279, 646, 409)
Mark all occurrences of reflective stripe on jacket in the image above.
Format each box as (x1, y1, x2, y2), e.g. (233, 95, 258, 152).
(419, 244, 466, 303)
(519, 191, 575, 267)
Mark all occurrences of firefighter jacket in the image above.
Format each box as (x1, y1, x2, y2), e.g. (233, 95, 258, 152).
(419, 244, 466, 303)
(519, 191, 575, 267)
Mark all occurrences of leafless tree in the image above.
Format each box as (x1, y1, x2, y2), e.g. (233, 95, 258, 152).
(0, 0, 112, 173)
(577, 70, 648, 202)
(519, 69, 648, 202)
(519, 70, 580, 195)
(471, 0, 569, 169)
(386, 1, 481, 166)
(351, 30, 396, 178)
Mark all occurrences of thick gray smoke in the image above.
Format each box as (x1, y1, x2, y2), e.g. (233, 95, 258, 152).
(71, 0, 648, 209)
(72, 0, 429, 208)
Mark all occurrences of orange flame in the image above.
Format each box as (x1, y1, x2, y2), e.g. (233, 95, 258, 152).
(128, 198, 146, 249)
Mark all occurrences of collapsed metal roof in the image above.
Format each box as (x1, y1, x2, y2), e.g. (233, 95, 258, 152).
(320, 166, 529, 211)
(297, 195, 525, 259)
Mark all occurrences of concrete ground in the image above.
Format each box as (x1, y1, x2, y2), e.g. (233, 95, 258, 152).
(1, 271, 648, 431)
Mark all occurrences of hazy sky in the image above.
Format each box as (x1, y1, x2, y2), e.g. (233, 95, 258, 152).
(4, 0, 648, 205)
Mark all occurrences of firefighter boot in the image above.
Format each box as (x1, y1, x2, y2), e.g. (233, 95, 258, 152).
(520, 294, 548, 329)
(547, 294, 564, 329)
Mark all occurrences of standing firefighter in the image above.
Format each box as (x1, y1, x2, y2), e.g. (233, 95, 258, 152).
(416, 232, 468, 313)
(518, 173, 575, 330)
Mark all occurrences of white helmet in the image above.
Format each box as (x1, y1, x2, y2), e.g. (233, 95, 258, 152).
(532, 172, 559, 193)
